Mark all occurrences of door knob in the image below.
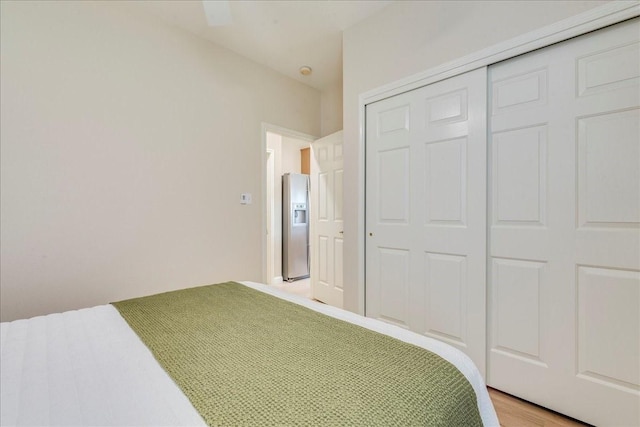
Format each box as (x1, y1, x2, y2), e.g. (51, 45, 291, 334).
(369, 232, 373, 237)
(339, 231, 344, 234)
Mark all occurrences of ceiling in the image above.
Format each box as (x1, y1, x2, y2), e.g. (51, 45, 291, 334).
(128, 1, 391, 92)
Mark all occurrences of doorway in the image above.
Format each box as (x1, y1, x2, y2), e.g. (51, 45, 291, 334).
(261, 124, 315, 292)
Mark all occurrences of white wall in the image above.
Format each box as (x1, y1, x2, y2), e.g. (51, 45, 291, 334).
(320, 79, 343, 137)
(0, 1, 320, 321)
(281, 136, 304, 175)
(341, 0, 609, 313)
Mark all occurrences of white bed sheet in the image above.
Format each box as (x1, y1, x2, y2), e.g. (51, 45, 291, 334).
(1, 281, 498, 426)
(0, 304, 206, 426)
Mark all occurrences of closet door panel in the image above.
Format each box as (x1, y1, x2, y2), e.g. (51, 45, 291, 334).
(424, 138, 467, 224)
(417, 71, 487, 370)
(365, 95, 413, 329)
(492, 258, 545, 360)
(488, 18, 640, 426)
(366, 68, 487, 374)
(492, 126, 546, 225)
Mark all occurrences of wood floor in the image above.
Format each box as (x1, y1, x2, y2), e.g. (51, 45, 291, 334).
(489, 388, 590, 427)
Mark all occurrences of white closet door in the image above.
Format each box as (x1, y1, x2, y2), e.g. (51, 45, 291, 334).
(488, 18, 639, 426)
(366, 68, 487, 374)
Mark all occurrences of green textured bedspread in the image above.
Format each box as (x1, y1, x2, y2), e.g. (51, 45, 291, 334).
(113, 282, 483, 426)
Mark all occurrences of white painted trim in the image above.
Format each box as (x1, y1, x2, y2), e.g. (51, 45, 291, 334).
(272, 276, 284, 285)
(261, 123, 316, 285)
(262, 123, 316, 143)
(265, 149, 275, 285)
(356, 1, 640, 315)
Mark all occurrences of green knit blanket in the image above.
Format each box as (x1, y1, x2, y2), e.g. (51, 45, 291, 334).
(113, 282, 483, 426)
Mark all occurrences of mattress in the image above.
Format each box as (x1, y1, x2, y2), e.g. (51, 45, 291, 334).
(0, 281, 499, 426)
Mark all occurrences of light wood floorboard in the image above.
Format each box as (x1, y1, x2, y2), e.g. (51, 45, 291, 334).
(489, 388, 591, 427)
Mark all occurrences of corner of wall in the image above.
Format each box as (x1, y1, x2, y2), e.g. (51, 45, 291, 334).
(320, 79, 344, 137)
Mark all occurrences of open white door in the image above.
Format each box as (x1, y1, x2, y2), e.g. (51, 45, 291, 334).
(310, 131, 344, 308)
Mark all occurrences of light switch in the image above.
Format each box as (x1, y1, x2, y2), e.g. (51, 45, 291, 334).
(240, 193, 252, 205)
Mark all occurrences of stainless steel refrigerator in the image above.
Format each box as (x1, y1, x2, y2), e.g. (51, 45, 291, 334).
(282, 173, 310, 281)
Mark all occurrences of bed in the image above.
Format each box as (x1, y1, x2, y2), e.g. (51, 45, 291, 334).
(1, 281, 499, 426)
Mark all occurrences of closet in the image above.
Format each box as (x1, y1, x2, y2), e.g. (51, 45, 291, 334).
(365, 18, 639, 426)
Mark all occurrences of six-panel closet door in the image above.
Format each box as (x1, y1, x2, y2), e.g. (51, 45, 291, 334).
(487, 18, 639, 426)
(365, 68, 487, 375)
(365, 17, 639, 426)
